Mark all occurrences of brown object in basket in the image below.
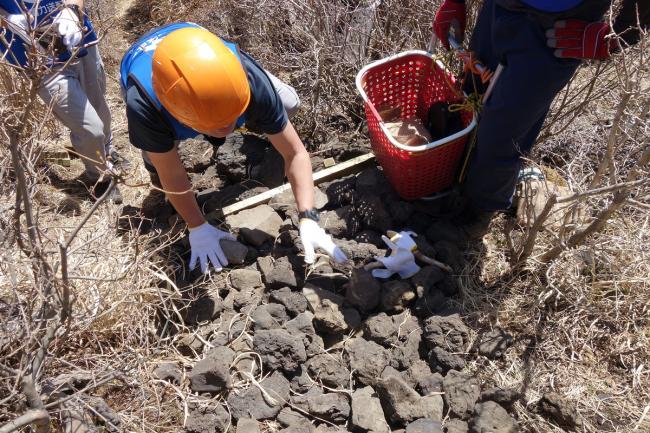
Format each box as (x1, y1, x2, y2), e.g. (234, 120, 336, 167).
(384, 118, 433, 146)
(377, 104, 433, 146)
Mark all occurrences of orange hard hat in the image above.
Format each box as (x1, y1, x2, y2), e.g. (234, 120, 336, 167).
(152, 27, 250, 131)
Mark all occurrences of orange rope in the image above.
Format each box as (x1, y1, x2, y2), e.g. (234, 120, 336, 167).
(432, 47, 494, 114)
(433, 49, 494, 114)
(458, 51, 494, 84)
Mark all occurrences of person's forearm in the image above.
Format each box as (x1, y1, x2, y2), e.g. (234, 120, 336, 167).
(159, 174, 206, 228)
(286, 149, 315, 212)
(147, 150, 206, 228)
(268, 121, 315, 212)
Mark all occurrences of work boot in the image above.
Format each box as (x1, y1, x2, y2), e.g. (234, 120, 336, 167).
(92, 179, 123, 204)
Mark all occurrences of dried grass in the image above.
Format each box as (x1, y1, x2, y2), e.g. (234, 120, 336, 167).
(458, 39, 650, 432)
(1, 1, 648, 432)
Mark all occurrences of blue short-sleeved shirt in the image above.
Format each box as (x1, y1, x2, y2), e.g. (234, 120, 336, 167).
(126, 50, 288, 153)
(0, 0, 97, 66)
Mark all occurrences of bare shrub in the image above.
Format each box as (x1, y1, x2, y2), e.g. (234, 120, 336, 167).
(509, 30, 649, 268)
(0, 7, 179, 431)
(1, 1, 646, 432)
(464, 27, 650, 432)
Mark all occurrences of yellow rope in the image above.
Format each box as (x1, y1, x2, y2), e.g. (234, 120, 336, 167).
(449, 92, 483, 114)
(429, 45, 494, 184)
(432, 43, 493, 115)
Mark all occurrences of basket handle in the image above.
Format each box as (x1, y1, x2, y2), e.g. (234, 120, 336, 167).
(446, 34, 504, 104)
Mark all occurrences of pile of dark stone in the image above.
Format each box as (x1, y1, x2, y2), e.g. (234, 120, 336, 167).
(148, 136, 582, 433)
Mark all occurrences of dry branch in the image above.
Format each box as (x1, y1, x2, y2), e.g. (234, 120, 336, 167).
(540, 144, 650, 263)
(0, 409, 50, 433)
(589, 90, 632, 188)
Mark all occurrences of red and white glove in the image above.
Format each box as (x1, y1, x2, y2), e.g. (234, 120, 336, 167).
(546, 20, 618, 60)
(432, 0, 466, 49)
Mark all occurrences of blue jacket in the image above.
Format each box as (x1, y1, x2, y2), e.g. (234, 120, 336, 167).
(519, 0, 582, 12)
(0, 0, 97, 66)
(120, 22, 246, 141)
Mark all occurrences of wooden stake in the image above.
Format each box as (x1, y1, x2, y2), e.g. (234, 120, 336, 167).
(208, 153, 375, 218)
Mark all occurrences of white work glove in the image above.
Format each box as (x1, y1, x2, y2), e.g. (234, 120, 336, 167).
(388, 230, 419, 251)
(372, 231, 421, 279)
(299, 219, 348, 265)
(188, 222, 236, 273)
(52, 7, 83, 50)
(6, 13, 29, 32)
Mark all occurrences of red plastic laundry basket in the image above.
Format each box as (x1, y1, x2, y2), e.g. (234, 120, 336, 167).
(356, 50, 477, 200)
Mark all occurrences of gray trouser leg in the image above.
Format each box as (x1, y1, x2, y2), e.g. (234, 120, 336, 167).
(38, 46, 112, 180)
(265, 70, 301, 119)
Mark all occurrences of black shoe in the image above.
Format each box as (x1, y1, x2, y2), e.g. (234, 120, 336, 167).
(92, 180, 123, 204)
(108, 149, 132, 172)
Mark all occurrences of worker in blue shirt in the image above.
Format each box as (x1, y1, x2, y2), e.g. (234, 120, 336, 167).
(0, 0, 126, 202)
(121, 23, 348, 273)
(432, 0, 649, 240)
(0, 0, 126, 203)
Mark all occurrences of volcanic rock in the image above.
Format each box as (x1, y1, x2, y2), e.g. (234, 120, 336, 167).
(429, 347, 466, 374)
(253, 329, 307, 373)
(536, 392, 583, 431)
(269, 186, 329, 212)
(443, 370, 480, 420)
(403, 360, 443, 396)
(345, 268, 382, 312)
(304, 393, 350, 424)
(220, 240, 249, 265)
(344, 337, 390, 386)
(382, 280, 416, 312)
(303, 284, 357, 334)
(185, 402, 229, 433)
(188, 347, 235, 393)
(480, 387, 521, 408)
(271, 287, 309, 316)
(405, 419, 443, 433)
(277, 407, 313, 431)
(478, 328, 513, 359)
(229, 269, 263, 290)
(185, 294, 223, 325)
(236, 418, 261, 433)
(445, 419, 469, 433)
(376, 376, 444, 425)
(227, 371, 290, 420)
(470, 401, 518, 433)
(423, 314, 470, 353)
(350, 386, 390, 433)
(258, 256, 300, 289)
(226, 205, 283, 247)
(153, 363, 182, 384)
(306, 354, 350, 389)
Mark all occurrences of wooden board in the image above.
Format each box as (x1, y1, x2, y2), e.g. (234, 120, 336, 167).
(208, 153, 375, 218)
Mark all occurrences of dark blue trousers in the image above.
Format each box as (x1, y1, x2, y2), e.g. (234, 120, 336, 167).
(462, 0, 581, 211)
